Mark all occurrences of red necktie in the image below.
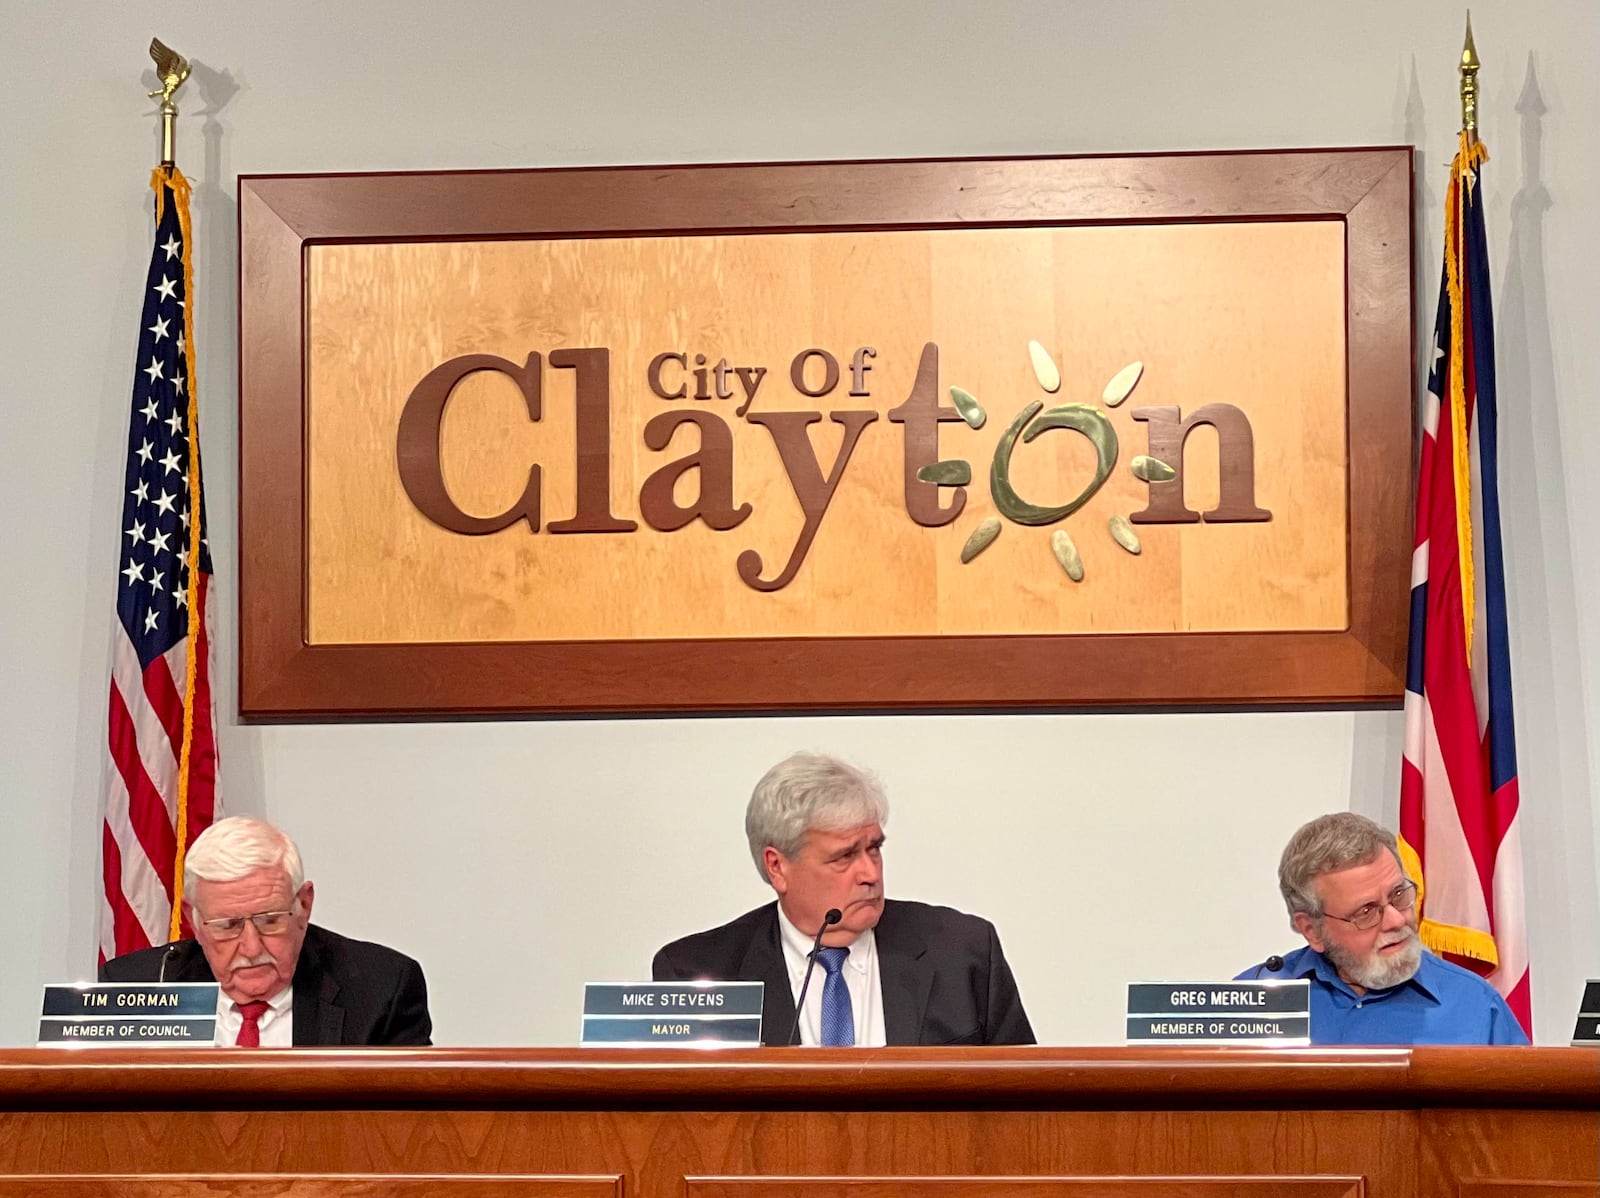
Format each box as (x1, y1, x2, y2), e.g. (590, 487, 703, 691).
(234, 1001, 270, 1047)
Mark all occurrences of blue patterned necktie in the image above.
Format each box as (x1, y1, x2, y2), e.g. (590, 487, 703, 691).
(815, 945, 855, 1046)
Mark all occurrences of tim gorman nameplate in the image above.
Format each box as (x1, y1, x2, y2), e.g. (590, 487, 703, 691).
(38, 983, 219, 1047)
(1127, 981, 1311, 1046)
(581, 982, 763, 1047)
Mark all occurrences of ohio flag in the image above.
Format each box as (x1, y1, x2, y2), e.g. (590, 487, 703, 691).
(1398, 133, 1531, 1036)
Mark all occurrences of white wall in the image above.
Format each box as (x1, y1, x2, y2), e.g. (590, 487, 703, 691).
(3, 0, 1596, 1047)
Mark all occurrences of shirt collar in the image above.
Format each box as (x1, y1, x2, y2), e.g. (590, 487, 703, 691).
(230, 983, 293, 1015)
(1299, 945, 1442, 1002)
(776, 902, 872, 976)
(1403, 950, 1444, 1001)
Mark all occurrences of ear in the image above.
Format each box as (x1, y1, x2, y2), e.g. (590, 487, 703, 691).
(762, 847, 788, 896)
(1292, 910, 1326, 952)
(296, 880, 315, 924)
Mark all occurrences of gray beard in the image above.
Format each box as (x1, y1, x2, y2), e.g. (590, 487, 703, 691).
(1323, 927, 1423, 990)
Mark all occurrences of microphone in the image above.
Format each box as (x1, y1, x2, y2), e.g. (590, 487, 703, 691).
(157, 942, 182, 983)
(787, 908, 843, 1047)
(1252, 954, 1285, 979)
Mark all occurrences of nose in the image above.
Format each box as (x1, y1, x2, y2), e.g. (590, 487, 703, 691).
(857, 854, 882, 888)
(236, 919, 265, 953)
(1379, 899, 1407, 932)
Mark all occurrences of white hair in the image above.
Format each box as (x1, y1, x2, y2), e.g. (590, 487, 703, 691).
(183, 816, 305, 900)
(744, 752, 889, 884)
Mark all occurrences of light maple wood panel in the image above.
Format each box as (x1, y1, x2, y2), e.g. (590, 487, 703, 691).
(305, 222, 1346, 645)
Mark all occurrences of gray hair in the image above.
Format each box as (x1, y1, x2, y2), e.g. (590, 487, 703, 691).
(183, 816, 305, 902)
(745, 752, 890, 883)
(1278, 812, 1400, 919)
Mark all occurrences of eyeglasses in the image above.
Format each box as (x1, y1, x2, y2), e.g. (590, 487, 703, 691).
(199, 910, 296, 940)
(1322, 879, 1418, 931)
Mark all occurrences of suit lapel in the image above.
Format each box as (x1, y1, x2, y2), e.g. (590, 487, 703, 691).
(291, 928, 346, 1047)
(876, 901, 933, 1047)
(740, 905, 795, 1047)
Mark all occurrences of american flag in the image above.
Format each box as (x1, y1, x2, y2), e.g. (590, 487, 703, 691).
(100, 168, 219, 965)
(1398, 134, 1531, 1036)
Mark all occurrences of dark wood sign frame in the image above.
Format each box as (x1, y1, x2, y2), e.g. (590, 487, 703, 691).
(239, 148, 1413, 719)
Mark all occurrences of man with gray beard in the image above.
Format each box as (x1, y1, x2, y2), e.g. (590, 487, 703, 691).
(1240, 813, 1527, 1045)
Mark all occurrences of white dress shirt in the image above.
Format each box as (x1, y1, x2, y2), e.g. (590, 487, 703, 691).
(777, 904, 885, 1047)
(213, 983, 294, 1047)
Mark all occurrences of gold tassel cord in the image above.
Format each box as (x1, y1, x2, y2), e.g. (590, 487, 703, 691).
(154, 166, 206, 942)
(1442, 134, 1490, 661)
(1420, 917, 1501, 969)
(1401, 830, 1501, 967)
(1397, 835, 1427, 909)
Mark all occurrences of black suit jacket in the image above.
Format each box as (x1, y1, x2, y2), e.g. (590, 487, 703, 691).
(652, 899, 1034, 1047)
(100, 923, 433, 1047)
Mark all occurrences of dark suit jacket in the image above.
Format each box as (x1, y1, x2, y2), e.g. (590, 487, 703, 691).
(100, 923, 432, 1047)
(652, 899, 1034, 1047)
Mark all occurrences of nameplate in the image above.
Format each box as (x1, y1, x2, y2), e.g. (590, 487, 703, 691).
(580, 982, 763, 1048)
(1126, 981, 1311, 1046)
(1572, 979, 1600, 1047)
(38, 983, 219, 1047)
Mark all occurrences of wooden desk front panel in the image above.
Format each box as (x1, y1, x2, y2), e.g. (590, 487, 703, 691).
(1423, 1110, 1600, 1198)
(1, 1048, 1594, 1198)
(0, 1180, 622, 1198)
(0, 1108, 1410, 1197)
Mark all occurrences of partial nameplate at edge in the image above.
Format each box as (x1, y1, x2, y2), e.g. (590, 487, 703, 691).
(1572, 980, 1600, 1047)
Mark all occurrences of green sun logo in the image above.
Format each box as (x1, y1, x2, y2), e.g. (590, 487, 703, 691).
(918, 341, 1172, 581)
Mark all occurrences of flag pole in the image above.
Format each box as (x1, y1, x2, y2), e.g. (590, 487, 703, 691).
(1460, 13, 1481, 146)
(146, 37, 207, 940)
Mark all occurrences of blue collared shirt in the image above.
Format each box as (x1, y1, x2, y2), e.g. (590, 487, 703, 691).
(1236, 945, 1530, 1046)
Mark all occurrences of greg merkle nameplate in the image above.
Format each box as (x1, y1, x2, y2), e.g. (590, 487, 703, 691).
(1126, 981, 1311, 1046)
(240, 149, 1413, 717)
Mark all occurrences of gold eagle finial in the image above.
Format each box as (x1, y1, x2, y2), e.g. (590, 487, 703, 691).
(148, 39, 190, 105)
(147, 39, 191, 168)
(1459, 13, 1481, 140)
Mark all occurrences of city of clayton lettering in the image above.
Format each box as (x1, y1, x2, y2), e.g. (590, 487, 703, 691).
(394, 342, 1270, 593)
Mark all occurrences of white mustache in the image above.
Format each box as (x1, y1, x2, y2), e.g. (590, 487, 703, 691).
(231, 953, 275, 971)
(1377, 928, 1417, 951)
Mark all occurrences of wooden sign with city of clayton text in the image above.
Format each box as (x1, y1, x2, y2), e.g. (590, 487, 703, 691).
(239, 149, 1414, 717)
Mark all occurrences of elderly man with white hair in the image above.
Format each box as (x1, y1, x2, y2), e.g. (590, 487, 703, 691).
(1241, 812, 1527, 1045)
(101, 816, 431, 1047)
(653, 752, 1034, 1047)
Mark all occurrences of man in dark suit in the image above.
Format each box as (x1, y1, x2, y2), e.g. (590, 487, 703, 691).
(100, 816, 431, 1047)
(653, 752, 1034, 1047)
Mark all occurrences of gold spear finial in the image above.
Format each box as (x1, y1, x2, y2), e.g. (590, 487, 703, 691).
(1459, 12, 1481, 142)
(148, 38, 191, 169)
